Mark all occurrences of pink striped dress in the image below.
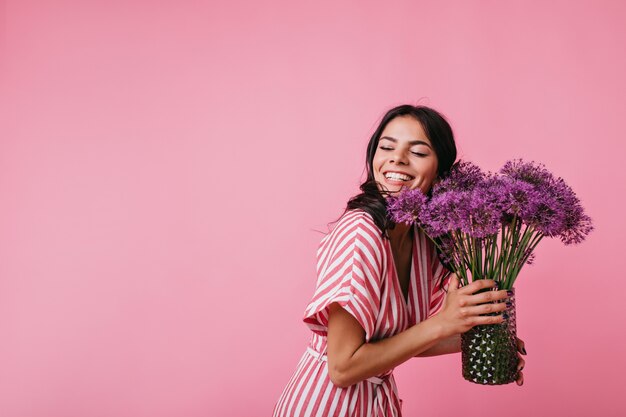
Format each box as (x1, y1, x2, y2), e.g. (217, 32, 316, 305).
(273, 209, 450, 417)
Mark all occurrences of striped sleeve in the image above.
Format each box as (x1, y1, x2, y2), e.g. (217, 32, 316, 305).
(428, 242, 452, 317)
(303, 211, 384, 342)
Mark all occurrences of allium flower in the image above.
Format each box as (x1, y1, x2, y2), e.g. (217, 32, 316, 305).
(463, 182, 506, 238)
(500, 159, 554, 188)
(500, 160, 593, 244)
(498, 178, 542, 222)
(426, 176, 507, 238)
(420, 190, 471, 237)
(560, 207, 593, 245)
(386, 188, 428, 225)
(433, 160, 485, 194)
(548, 177, 594, 244)
(530, 193, 567, 236)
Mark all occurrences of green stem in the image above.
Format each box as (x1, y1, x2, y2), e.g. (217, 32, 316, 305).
(504, 217, 522, 285)
(483, 235, 490, 278)
(454, 231, 470, 269)
(487, 233, 499, 280)
(474, 236, 483, 279)
(495, 223, 507, 282)
(451, 231, 471, 285)
(500, 221, 513, 284)
(508, 232, 544, 286)
(504, 223, 541, 288)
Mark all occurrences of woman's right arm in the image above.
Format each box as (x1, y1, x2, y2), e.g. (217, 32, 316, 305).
(326, 274, 509, 388)
(414, 334, 461, 357)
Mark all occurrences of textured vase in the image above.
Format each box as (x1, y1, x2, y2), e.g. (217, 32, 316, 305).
(461, 288, 519, 385)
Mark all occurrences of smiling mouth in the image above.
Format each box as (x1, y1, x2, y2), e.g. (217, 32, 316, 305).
(383, 172, 415, 182)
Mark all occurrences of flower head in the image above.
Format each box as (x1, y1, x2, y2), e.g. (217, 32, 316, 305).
(500, 159, 593, 243)
(498, 177, 542, 221)
(386, 188, 428, 225)
(500, 159, 554, 188)
(433, 160, 485, 194)
(549, 177, 594, 244)
(463, 179, 507, 237)
(417, 190, 463, 236)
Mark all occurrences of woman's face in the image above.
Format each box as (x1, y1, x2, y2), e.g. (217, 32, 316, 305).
(372, 115, 439, 196)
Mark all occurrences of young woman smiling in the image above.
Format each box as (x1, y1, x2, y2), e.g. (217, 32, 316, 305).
(273, 105, 527, 417)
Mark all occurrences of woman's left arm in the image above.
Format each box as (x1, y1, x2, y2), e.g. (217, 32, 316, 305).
(415, 336, 527, 386)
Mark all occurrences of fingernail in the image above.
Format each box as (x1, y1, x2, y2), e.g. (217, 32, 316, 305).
(505, 301, 513, 308)
(507, 290, 514, 296)
(518, 365, 524, 372)
(521, 347, 527, 355)
(494, 282, 499, 289)
(502, 312, 509, 320)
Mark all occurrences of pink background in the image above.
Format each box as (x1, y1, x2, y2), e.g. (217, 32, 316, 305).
(1, 1, 625, 416)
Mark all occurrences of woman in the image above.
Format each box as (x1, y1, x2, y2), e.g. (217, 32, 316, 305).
(273, 105, 526, 417)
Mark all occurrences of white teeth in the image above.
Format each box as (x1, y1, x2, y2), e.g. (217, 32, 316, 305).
(385, 172, 413, 181)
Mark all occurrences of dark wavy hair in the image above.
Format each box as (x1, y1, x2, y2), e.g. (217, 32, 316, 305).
(343, 104, 457, 237)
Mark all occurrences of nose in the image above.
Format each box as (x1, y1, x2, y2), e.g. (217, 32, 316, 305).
(390, 148, 409, 165)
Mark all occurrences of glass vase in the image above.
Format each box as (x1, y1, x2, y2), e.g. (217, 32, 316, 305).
(461, 288, 519, 385)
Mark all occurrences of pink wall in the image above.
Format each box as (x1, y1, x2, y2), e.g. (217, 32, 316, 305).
(1, 1, 625, 416)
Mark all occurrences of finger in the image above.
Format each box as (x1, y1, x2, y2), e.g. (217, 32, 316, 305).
(447, 273, 460, 293)
(471, 314, 505, 326)
(516, 371, 524, 386)
(459, 302, 508, 317)
(517, 337, 527, 355)
(457, 279, 498, 296)
(517, 356, 525, 372)
(466, 289, 509, 306)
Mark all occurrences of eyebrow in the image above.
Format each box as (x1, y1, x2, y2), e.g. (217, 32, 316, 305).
(380, 136, 432, 149)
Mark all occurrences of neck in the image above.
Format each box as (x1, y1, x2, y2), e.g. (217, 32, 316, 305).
(388, 222, 414, 244)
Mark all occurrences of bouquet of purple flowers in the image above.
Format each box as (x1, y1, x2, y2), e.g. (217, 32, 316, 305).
(388, 159, 593, 384)
(388, 159, 593, 289)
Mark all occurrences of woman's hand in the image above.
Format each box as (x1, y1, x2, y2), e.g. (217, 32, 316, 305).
(515, 337, 527, 386)
(433, 273, 510, 338)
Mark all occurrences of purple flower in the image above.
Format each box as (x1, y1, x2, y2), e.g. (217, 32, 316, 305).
(549, 177, 594, 244)
(424, 175, 507, 238)
(420, 190, 471, 237)
(387, 188, 428, 225)
(463, 181, 507, 238)
(433, 160, 485, 194)
(423, 161, 499, 238)
(500, 159, 593, 244)
(500, 159, 554, 188)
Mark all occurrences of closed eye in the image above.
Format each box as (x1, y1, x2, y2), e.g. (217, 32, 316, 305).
(381, 145, 426, 157)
